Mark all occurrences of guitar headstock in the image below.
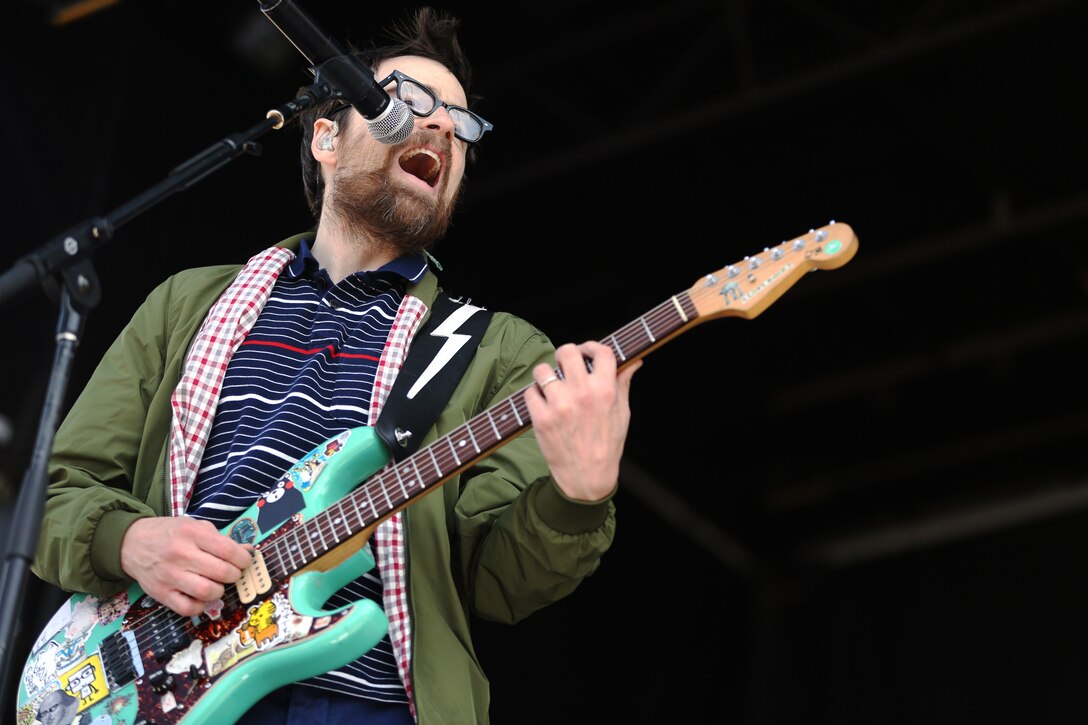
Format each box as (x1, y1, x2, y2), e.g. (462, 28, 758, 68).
(688, 220, 858, 321)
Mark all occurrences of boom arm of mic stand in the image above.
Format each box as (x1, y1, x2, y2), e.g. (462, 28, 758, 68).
(0, 81, 335, 307)
(0, 80, 334, 711)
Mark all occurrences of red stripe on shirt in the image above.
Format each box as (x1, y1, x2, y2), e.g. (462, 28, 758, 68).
(241, 338, 381, 361)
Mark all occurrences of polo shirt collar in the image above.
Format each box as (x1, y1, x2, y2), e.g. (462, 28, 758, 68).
(285, 237, 429, 283)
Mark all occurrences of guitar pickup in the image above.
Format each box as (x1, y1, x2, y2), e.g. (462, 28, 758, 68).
(236, 548, 272, 604)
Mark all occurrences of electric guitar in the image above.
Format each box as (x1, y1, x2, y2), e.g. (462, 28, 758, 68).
(17, 221, 858, 725)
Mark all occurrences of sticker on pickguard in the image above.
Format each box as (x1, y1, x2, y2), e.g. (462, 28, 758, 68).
(238, 598, 283, 650)
(31, 688, 80, 725)
(161, 689, 178, 714)
(204, 632, 255, 678)
(95, 591, 130, 626)
(59, 653, 108, 711)
(105, 692, 134, 717)
(229, 517, 257, 545)
(251, 430, 352, 532)
(203, 597, 225, 621)
(283, 611, 315, 640)
(291, 458, 324, 492)
(165, 639, 204, 675)
(21, 640, 60, 701)
(256, 479, 305, 532)
(290, 430, 351, 492)
(51, 596, 99, 674)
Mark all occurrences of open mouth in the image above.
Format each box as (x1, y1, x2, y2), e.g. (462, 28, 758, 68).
(398, 148, 442, 187)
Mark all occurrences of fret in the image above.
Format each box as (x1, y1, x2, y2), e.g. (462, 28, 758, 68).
(258, 544, 278, 580)
(377, 473, 393, 511)
(364, 485, 381, 521)
(669, 295, 687, 322)
(317, 507, 332, 546)
(293, 534, 307, 569)
(282, 538, 298, 572)
(607, 334, 626, 361)
(484, 408, 502, 441)
(680, 292, 698, 323)
(427, 444, 442, 479)
(464, 421, 481, 454)
(303, 524, 319, 561)
(639, 315, 655, 343)
(408, 456, 425, 489)
(266, 545, 285, 580)
(446, 434, 463, 467)
(392, 463, 409, 499)
(345, 500, 359, 537)
(491, 399, 513, 432)
(509, 396, 525, 428)
(332, 505, 345, 543)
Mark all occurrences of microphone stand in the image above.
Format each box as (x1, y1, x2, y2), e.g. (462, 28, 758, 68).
(0, 80, 335, 713)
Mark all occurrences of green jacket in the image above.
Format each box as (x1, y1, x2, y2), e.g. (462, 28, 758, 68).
(33, 234, 616, 724)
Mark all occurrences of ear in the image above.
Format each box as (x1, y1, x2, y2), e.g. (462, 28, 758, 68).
(311, 118, 338, 161)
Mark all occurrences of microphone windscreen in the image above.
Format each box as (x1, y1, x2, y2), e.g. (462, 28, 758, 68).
(367, 98, 414, 145)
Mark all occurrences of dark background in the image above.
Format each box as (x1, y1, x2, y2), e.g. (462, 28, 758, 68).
(2, 0, 1087, 723)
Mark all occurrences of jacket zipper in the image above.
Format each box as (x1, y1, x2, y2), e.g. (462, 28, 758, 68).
(403, 506, 416, 719)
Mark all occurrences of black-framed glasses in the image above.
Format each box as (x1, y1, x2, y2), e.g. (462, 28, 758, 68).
(331, 70, 493, 144)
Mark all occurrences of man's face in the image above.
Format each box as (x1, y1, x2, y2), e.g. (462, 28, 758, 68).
(369, 54, 469, 208)
(322, 54, 470, 252)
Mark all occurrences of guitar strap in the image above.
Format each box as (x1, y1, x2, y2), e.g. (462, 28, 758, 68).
(375, 294, 493, 462)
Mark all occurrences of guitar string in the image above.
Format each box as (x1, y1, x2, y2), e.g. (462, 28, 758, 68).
(75, 235, 830, 690)
(107, 293, 696, 661)
(218, 241, 805, 636)
(93, 236, 786, 642)
(99, 238, 778, 638)
(114, 298, 683, 646)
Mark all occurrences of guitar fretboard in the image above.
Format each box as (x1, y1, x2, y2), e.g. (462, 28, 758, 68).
(258, 289, 698, 580)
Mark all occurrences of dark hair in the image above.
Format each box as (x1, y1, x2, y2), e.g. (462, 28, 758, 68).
(297, 6, 478, 223)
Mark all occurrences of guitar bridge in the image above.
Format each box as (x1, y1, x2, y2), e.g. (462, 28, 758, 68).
(100, 629, 144, 690)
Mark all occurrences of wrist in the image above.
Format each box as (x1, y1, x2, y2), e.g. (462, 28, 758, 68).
(95, 510, 150, 583)
(534, 478, 614, 534)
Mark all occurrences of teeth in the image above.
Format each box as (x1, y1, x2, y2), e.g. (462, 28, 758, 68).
(401, 148, 441, 181)
(403, 148, 440, 163)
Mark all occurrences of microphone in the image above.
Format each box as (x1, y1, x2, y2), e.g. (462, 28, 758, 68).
(259, 0, 414, 144)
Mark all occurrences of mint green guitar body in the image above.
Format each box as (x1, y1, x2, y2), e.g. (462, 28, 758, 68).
(17, 426, 390, 725)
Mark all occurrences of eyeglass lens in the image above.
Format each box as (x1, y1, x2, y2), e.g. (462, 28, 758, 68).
(396, 77, 486, 143)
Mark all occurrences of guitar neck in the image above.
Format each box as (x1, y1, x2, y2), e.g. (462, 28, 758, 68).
(258, 221, 857, 578)
(254, 292, 697, 577)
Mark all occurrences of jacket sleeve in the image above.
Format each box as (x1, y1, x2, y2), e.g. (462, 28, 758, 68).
(31, 276, 177, 597)
(453, 314, 616, 625)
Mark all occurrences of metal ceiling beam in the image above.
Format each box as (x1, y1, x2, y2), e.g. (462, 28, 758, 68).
(619, 457, 766, 577)
(797, 475, 1088, 568)
(467, 0, 1074, 207)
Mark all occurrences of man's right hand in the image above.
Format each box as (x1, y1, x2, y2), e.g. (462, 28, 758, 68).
(120, 516, 253, 617)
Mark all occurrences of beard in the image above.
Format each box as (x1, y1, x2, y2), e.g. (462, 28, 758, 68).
(324, 157, 461, 258)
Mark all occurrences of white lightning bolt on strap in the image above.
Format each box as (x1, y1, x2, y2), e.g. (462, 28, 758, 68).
(406, 303, 484, 399)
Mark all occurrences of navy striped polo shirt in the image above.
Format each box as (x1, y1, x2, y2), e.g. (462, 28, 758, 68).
(187, 238, 428, 704)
